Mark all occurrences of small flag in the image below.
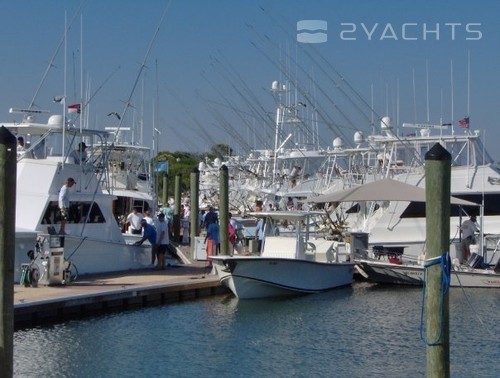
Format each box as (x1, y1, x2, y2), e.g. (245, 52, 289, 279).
(68, 103, 81, 114)
(154, 161, 169, 173)
(458, 117, 469, 129)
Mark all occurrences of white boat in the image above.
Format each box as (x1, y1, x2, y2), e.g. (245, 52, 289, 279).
(7, 111, 156, 282)
(312, 118, 500, 266)
(210, 211, 354, 298)
(356, 257, 500, 288)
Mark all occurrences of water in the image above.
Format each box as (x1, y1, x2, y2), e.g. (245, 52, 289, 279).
(14, 283, 499, 377)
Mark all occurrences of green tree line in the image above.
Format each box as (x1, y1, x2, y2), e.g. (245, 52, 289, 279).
(153, 143, 232, 202)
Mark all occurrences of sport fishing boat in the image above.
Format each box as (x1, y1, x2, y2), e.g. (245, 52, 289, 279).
(355, 256, 500, 288)
(6, 109, 155, 282)
(210, 211, 354, 299)
(308, 117, 500, 267)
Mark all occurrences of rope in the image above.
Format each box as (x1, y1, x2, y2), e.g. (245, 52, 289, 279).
(419, 252, 451, 345)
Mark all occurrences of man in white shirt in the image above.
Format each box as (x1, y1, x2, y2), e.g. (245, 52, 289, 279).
(58, 177, 76, 234)
(17, 136, 26, 157)
(461, 215, 480, 262)
(127, 208, 143, 235)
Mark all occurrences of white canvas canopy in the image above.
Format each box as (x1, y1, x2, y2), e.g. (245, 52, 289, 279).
(306, 178, 478, 206)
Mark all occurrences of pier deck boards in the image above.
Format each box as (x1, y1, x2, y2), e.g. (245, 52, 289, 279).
(14, 261, 227, 329)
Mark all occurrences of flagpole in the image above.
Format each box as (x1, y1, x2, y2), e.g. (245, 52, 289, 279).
(62, 11, 67, 168)
(450, 59, 454, 135)
(80, 14, 83, 134)
(467, 49, 471, 120)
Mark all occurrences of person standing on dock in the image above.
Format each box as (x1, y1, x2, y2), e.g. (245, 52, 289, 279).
(58, 177, 76, 235)
(205, 219, 220, 267)
(155, 213, 170, 269)
(134, 219, 158, 266)
(203, 206, 218, 229)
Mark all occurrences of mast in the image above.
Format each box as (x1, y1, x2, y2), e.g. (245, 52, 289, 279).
(467, 49, 471, 117)
(62, 11, 67, 167)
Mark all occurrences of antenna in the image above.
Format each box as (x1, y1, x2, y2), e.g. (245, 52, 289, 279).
(467, 49, 471, 116)
(426, 59, 430, 122)
(450, 59, 454, 134)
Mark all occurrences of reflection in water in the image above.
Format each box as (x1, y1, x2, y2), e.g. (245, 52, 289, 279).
(14, 284, 499, 377)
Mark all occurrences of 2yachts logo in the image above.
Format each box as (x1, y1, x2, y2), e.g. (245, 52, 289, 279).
(297, 20, 482, 43)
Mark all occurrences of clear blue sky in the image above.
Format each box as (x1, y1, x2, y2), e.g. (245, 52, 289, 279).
(1, 0, 499, 159)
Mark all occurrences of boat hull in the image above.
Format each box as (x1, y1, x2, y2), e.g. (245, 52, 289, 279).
(211, 256, 354, 298)
(357, 260, 500, 288)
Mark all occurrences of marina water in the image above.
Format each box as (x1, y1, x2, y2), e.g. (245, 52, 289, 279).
(14, 283, 499, 377)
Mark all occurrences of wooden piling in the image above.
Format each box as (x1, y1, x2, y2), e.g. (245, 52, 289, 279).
(190, 167, 200, 257)
(162, 175, 168, 205)
(0, 126, 17, 377)
(219, 164, 229, 255)
(173, 173, 181, 243)
(424, 143, 451, 377)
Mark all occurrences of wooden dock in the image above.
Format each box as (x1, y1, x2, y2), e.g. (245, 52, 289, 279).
(14, 261, 228, 329)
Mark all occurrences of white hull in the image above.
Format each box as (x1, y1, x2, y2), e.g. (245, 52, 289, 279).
(357, 260, 500, 288)
(60, 236, 151, 275)
(211, 256, 354, 299)
(14, 233, 152, 283)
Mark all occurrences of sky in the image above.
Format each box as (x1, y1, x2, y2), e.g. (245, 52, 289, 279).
(1, 0, 500, 159)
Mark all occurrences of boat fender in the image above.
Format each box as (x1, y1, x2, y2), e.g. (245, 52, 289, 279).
(354, 264, 369, 278)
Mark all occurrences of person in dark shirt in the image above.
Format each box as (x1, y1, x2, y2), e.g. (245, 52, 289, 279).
(203, 206, 218, 228)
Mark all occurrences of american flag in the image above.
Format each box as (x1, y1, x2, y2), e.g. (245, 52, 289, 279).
(458, 117, 469, 129)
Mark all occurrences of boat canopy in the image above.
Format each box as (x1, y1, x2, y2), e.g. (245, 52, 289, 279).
(305, 178, 479, 206)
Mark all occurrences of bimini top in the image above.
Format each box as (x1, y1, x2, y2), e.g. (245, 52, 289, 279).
(306, 178, 478, 206)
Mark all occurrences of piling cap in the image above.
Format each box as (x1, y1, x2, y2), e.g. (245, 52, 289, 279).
(425, 143, 451, 161)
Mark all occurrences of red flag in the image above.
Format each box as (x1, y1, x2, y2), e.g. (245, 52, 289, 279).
(458, 117, 469, 129)
(68, 103, 81, 114)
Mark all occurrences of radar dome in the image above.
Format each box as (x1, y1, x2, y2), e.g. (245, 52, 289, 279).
(354, 131, 364, 145)
(214, 158, 221, 167)
(198, 162, 206, 171)
(333, 137, 343, 149)
(48, 115, 63, 127)
(380, 116, 392, 130)
(271, 81, 280, 91)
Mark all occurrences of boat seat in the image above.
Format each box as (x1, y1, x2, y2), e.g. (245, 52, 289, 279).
(261, 236, 298, 259)
(373, 245, 405, 259)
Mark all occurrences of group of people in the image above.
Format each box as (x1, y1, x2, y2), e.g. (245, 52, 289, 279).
(203, 207, 238, 267)
(132, 207, 173, 270)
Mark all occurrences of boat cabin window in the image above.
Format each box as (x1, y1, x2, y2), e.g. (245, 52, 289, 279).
(42, 201, 106, 225)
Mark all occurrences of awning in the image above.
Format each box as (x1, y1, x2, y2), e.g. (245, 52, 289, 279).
(305, 178, 479, 206)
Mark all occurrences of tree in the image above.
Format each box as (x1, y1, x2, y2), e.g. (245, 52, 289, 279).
(210, 143, 232, 159)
